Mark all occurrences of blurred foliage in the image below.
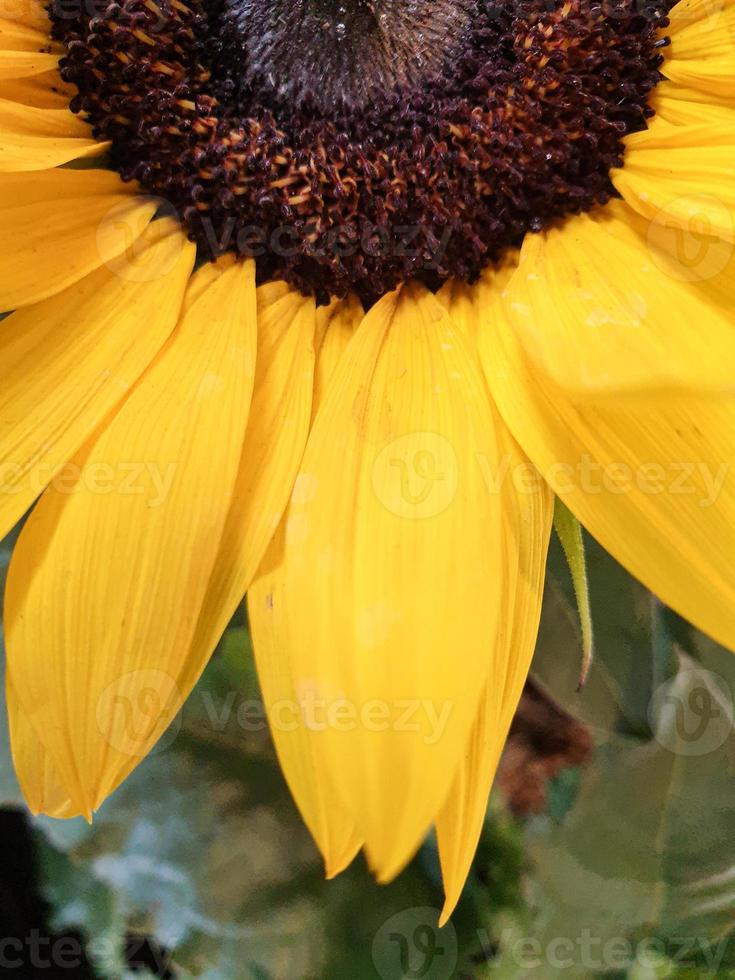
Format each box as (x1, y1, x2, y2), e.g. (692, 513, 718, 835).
(527, 537, 735, 980)
(1, 527, 735, 978)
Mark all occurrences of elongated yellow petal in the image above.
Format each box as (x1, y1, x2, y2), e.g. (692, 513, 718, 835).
(0, 17, 52, 47)
(187, 285, 317, 686)
(313, 294, 364, 413)
(0, 49, 58, 79)
(613, 123, 735, 244)
(484, 288, 735, 655)
(0, 0, 50, 32)
(0, 169, 157, 309)
(0, 69, 72, 107)
(0, 220, 194, 541)
(266, 284, 503, 880)
(248, 528, 364, 878)
(436, 279, 482, 339)
(664, 58, 735, 99)
(180, 255, 235, 312)
(6, 259, 257, 817)
(616, 199, 735, 313)
(248, 296, 362, 878)
(665, 0, 735, 97)
(0, 165, 135, 210)
(668, 0, 734, 37)
(505, 202, 735, 394)
(7, 677, 78, 819)
(0, 98, 107, 170)
(256, 280, 291, 307)
(668, 0, 733, 26)
(650, 82, 735, 126)
(437, 428, 551, 922)
(435, 274, 553, 922)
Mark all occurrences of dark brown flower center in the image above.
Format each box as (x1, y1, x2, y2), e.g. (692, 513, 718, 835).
(227, 0, 477, 114)
(51, 0, 670, 303)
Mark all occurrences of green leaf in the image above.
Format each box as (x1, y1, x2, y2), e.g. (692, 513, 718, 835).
(533, 537, 664, 741)
(553, 498, 594, 689)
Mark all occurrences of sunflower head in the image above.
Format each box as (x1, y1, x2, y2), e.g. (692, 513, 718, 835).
(1, 0, 733, 931)
(52, 0, 668, 301)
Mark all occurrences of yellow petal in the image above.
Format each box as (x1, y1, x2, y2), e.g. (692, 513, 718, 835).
(269, 284, 504, 880)
(0, 219, 194, 541)
(6, 676, 78, 819)
(505, 201, 735, 394)
(664, 58, 735, 100)
(0, 17, 52, 48)
(180, 253, 237, 312)
(615, 197, 735, 313)
(0, 49, 58, 79)
(613, 123, 735, 244)
(187, 285, 317, 685)
(0, 98, 107, 170)
(650, 83, 735, 126)
(0, 168, 157, 308)
(0, 69, 72, 108)
(0, 0, 50, 32)
(437, 431, 551, 923)
(248, 526, 364, 878)
(436, 276, 484, 339)
(313, 293, 364, 414)
(484, 288, 735, 656)
(0, 164, 134, 209)
(667, 0, 733, 26)
(256, 280, 292, 307)
(668, 0, 734, 37)
(5, 259, 257, 817)
(248, 296, 362, 877)
(665, 0, 735, 97)
(435, 273, 553, 923)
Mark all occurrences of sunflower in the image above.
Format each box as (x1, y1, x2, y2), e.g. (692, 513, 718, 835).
(0, 0, 733, 921)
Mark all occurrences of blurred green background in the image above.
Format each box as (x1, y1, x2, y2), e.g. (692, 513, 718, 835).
(1, 527, 734, 980)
